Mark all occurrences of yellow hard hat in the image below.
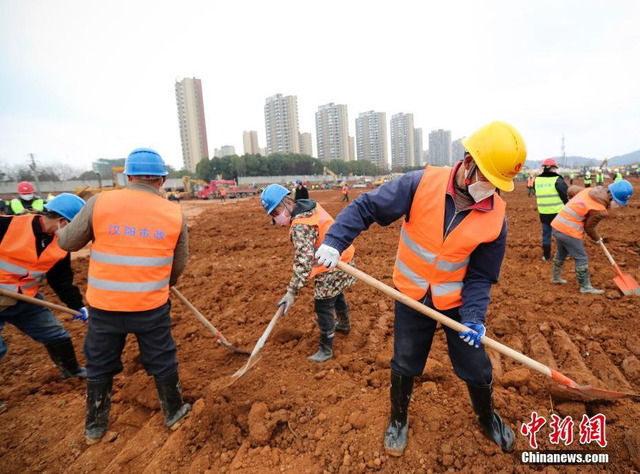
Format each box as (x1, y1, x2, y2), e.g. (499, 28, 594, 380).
(461, 121, 527, 192)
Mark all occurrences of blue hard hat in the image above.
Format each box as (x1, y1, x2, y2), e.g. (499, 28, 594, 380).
(44, 193, 86, 221)
(295, 179, 302, 184)
(608, 179, 633, 206)
(261, 184, 290, 214)
(124, 148, 168, 176)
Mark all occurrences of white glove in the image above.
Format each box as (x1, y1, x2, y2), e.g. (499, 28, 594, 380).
(277, 291, 295, 314)
(315, 244, 341, 269)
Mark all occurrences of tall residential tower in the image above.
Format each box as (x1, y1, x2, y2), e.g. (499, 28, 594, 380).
(315, 103, 351, 161)
(356, 110, 388, 170)
(175, 77, 209, 172)
(264, 93, 300, 155)
(390, 112, 415, 169)
(428, 129, 452, 166)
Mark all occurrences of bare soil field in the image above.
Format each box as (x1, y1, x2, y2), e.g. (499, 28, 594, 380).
(1, 182, 639, 473)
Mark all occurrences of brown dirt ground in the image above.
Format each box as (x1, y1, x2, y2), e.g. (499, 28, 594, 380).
(1, 182, 639, 473)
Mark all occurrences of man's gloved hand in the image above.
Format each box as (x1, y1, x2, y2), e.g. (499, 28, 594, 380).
(73, 306, 89, 323)
(459, 322, 486, 348)
(277, 291, 295, 314)
(315, 244, 341, 269)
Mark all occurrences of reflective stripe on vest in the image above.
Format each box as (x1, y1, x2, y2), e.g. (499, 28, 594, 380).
(290, 203, 355, 280)
(392, 165, 505, 309)
(534, 176, 564, 214)
(551, 188, 607, 239)
(0, 215, 68, 296)
(10, 198, 44, 214)
(86, 189, 182, 312)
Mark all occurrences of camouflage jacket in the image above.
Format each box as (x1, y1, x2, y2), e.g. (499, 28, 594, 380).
(286, 200, 356, 300)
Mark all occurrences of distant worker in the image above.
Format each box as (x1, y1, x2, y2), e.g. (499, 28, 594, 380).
(57, 148, 191, 444)
(7, 182, 45, 215)
(315, 121, 526, 455)
(613, 170, 623, 182)
(534, 159, 568, 261)
(526, 174, 535, 197)
(569, 171, 575, 185)
(583, 170, 592, 188)
(260, 184, 356, 363)
(550, 180, 634, 293)
(219, 187, 227, 201)
(294, 179, 309, 201)
(341, 183, 350, 202)
(0, 193, 88, 379)
(595, 169, 605, 186)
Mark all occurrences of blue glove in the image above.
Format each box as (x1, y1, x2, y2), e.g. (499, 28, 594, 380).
(458, 322, 486, 348)
(73, 306, 88, 323)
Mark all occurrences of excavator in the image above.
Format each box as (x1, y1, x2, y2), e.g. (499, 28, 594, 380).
(74, 167, 126, 200)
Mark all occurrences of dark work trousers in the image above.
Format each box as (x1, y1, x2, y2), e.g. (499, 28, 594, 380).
(84, 301, 178, 379)
(538, 213, 557, 247)
(0, 294, 71, 360)
(391, 299, 492, 385)
(313, 292, 349, 334)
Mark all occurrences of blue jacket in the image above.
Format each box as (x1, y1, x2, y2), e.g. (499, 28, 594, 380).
(322, 164, 507, 324)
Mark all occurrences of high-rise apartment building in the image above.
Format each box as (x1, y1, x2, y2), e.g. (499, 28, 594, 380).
(264, 93, 300, 155)
(428, 129, 452, 166)
(214, 145, 236, 158)
(299, 132, 313, 157)
(451, 138, 466, 162)
(243, 131, 260, 155)
(390, 113, 415, 169)
(315, 103, 351, 161)
(414, 128, 424, 165)
(175, 77, 209, 172)
(356, 111, 388, 170)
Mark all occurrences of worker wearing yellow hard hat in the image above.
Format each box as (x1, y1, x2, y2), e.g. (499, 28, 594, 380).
(313, 121, 527, 455)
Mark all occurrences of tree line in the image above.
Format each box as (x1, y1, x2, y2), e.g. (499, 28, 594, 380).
(195, 153, 383, 182)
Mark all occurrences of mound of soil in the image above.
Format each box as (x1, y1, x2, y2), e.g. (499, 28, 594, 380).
(1, 182, 639, 473)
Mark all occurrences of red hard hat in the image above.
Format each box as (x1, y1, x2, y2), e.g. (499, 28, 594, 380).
(541, 158, 558, 167)
(17, 181, 35, 193)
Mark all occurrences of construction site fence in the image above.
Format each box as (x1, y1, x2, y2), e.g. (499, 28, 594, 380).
(0, 179, 185, 195)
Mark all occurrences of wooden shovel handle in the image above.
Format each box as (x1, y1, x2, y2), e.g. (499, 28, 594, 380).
(170, 287, 222, 339)
(598, 239, 617, 266)
(0, 288, 81, 316)
(336, 261, 566, 385)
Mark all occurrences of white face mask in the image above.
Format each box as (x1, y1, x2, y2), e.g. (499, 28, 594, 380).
(274, 211, 291, 226)
(20, 193, 34, 201)
(610, 200, 621, 209)
(467, 169, 496, 203)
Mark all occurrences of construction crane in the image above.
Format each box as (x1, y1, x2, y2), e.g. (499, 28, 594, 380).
(599, 157, 609, 171)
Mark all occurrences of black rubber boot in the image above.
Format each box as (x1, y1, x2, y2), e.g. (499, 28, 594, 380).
(576, 265, 604, 294)
(85, 377, 113, 444)
(467, 382, 515, 452)
(384, 370, 414, 456)
(308, 332, 334, 362)
(45, 338, 87, 378)
(335, 310, 351, 334)
(542, 245, 551, 261)
(154, 372, 192, 429)
(551, 259, 567, 284)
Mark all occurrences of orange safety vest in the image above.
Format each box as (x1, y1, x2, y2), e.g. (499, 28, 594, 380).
(87, 189, 182, 312)
(551, 188, 607, 239)
(393, 166, 506, 309)
(290, 203, 355, 280)
(0, 215, 68, 296)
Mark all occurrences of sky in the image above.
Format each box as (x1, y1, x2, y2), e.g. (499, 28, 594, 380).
(1, 0, 639, 172)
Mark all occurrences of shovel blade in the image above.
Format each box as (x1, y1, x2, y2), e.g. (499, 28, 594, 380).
(559, 384, 640, 399)
(613, 273, 640, 296)
(217, 338, 251, 355)
(226, 354, 263, 387)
